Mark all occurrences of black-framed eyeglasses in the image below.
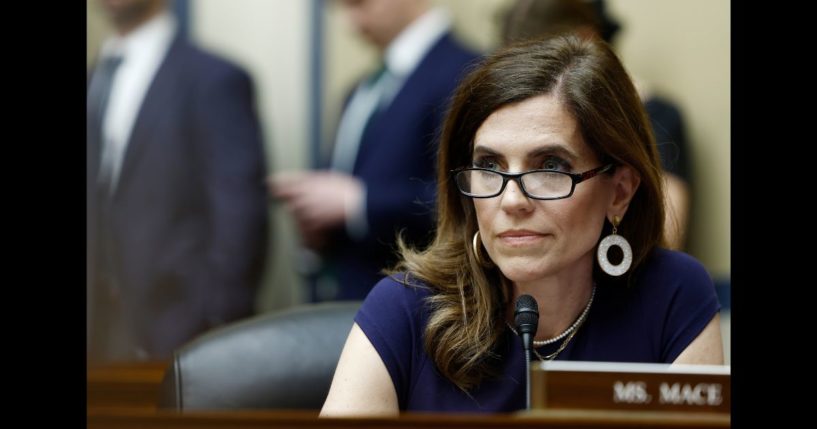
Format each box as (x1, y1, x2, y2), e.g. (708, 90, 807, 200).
(451, 164, 614, 200)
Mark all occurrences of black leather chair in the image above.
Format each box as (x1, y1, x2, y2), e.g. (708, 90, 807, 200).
(158, 301, 361, 410)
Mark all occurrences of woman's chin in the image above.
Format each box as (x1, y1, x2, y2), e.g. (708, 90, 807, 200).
(495, 258, 551, 283)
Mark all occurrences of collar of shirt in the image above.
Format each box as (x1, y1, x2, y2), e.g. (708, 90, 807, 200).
(383, 7, 452, 79)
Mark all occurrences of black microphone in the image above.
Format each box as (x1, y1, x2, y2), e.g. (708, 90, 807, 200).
(515, 294, 539, 352)
(514, 294, 539, 411)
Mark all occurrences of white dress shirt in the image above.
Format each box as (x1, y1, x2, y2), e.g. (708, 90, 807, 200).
(95, 12, 177, 194)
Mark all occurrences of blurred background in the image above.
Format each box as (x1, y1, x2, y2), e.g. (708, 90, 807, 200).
(87, 0, 730, 362)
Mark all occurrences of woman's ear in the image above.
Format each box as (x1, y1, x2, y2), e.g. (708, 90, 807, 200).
(607, 165, 641, 220)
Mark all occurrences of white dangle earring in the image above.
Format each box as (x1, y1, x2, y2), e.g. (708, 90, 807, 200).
(597, 215, 632, 276)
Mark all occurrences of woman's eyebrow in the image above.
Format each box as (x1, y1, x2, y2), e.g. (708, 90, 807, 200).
(473, 145, 503, 158)
(473, 143, 579, 163)
(527, 144, 578, 162)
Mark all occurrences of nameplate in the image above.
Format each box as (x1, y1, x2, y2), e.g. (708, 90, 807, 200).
(531, 361, 730, 413)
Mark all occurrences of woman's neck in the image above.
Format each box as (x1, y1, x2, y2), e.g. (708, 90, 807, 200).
(506, 258, 595, 341)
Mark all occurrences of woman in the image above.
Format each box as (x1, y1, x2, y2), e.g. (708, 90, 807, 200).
(321, 34, 722, 416)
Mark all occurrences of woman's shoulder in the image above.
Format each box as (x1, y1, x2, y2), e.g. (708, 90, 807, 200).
(631, 249, 720, 362)
(360, 272, 435, 319)
(628, 247, 717, 314)
(640, 247, 712, 285)
(355, 273, 436, 404)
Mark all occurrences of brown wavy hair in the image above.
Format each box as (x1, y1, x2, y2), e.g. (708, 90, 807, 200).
(392, 34, 665, 392)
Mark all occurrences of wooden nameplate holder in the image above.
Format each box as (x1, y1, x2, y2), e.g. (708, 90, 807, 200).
(531, 361, 730, 414)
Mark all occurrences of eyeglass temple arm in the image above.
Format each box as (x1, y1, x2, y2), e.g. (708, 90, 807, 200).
(576, 163, 615, 181)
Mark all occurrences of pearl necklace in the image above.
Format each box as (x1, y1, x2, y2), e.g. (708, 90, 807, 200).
(506, 285, 596, 347)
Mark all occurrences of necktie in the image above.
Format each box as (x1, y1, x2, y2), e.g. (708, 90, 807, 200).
(366, 64, 387, 87)
(90, 56, 124, 298)
(330, 65, 394, 173)
(90, 55, 123, 189)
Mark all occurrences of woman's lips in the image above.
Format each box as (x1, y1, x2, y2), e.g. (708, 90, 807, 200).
(497, 230, 547, 246)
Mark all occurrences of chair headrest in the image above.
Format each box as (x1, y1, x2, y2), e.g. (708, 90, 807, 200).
(159, 301, 362, 410)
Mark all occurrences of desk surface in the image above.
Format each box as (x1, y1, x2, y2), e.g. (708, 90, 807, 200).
(88, 361, 729, 428)
(88, 408, 730, 429)
(88, 361, 168, 410)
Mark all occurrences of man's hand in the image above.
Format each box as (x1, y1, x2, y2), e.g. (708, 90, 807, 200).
(269, 171, 364, 250)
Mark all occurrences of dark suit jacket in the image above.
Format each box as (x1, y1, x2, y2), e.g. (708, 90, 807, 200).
(644, 96, 689, 182)
(325, 32, 480, 300)
(87, 35, 268, 358)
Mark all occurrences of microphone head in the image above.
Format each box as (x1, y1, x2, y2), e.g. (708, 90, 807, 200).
(514, 294, 539, 336)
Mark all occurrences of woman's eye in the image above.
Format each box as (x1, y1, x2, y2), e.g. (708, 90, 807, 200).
(541, 158, 570, 172)
(473, 158, 500, 170)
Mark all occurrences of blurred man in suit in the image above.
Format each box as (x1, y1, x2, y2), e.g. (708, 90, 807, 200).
(87, 0, 269, 361)
(271, 0, 479, 301)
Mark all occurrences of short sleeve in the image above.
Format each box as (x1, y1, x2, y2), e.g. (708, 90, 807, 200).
(657, 251, 721, 362)
(354, 274, 429, 408)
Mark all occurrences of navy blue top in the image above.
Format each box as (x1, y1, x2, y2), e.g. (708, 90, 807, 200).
(354, 248, 720, 413)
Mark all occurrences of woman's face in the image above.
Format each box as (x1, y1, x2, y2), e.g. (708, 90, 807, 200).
(472, 94, 613, 284)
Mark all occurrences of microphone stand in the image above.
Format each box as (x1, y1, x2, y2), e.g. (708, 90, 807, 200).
(522, 332, 532, 410)
(515, 294, 538, 412)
